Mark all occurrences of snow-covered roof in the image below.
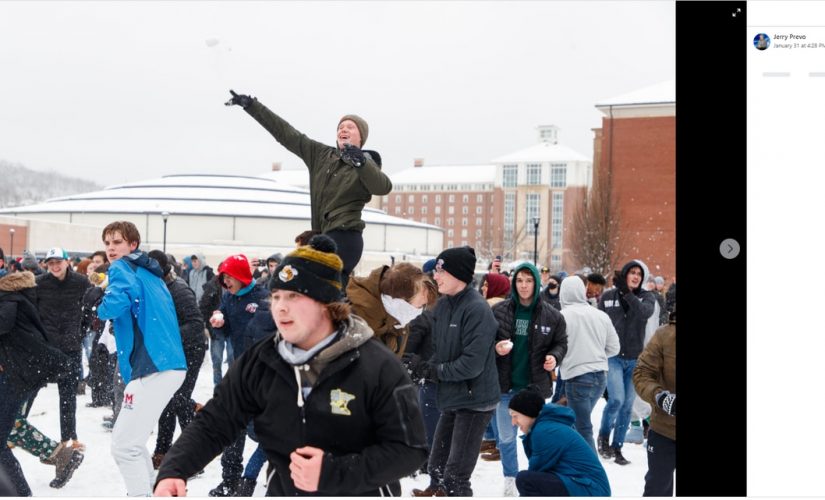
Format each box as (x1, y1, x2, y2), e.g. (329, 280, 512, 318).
(390, 165, 496, 185)
(491, 142, 589, 164)
(595, 80, 675, 108)
(257, 169, 310, 187)
(0, 173, 437, 229)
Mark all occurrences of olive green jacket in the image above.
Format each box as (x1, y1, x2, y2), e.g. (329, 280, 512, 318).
(245, 101, 392, 233)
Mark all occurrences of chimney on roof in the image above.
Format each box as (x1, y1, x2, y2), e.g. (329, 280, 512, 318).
(537, 125, 560, 145)
(272, 162, 282, 171)
(414, 158, 424, 168)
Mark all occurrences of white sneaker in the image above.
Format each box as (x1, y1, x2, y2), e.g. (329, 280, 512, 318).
(503, 476, 517, 497)
(626, 423, 644, 444)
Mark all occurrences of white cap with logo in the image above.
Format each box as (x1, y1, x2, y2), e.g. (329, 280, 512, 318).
(44, 247, 68, 262)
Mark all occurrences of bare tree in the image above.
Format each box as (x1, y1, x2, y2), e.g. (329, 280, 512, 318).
(569, 176, 623, 277)
(502, 220, 533, 262)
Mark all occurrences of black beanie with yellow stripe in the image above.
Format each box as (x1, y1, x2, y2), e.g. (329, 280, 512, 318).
(269, 234, 344, 303)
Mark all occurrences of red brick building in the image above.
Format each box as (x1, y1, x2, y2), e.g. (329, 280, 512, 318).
(384, 125, 592, 270)
(593, 80, 676, 282)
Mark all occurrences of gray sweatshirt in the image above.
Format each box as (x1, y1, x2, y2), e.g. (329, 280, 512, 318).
(559, 277, 620, 380)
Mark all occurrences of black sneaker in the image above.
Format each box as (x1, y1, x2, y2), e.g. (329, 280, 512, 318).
(613, 447, 630, 466)
(597, 436, 613, 459)
(209, 480, 240, 497)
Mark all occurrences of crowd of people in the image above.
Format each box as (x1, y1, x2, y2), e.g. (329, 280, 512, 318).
(0, 231, 676, 498)
(1, 93, 676, 496)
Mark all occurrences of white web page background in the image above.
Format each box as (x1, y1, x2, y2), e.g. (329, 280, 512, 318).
(748, 2, 825, 496)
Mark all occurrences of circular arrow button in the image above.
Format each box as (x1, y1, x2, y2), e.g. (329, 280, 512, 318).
(720, 238, 741, 259)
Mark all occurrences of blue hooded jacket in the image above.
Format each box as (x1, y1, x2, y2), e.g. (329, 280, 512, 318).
(98, 251, 186, 384)
(522, 403, 611, 497)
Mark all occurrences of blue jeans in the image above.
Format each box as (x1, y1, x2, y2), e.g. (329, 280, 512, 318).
(565, 371, 607, 452)
(210, 330, 234, 386)
(495, 391, 519, 478)
(598, 356, 637, 449)
(0, 374, 32, 496)
(551, 373, 566, 403)
(243, 423, 265, 480)
(81, 330, 94, 374)
(243, 446, 267, 480)
(483, 420, 498, 442)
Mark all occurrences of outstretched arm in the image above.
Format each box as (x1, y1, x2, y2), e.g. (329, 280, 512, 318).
(226, 90, 325, 172)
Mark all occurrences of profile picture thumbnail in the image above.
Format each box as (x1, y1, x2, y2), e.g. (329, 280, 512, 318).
(754, 33, 770, 50)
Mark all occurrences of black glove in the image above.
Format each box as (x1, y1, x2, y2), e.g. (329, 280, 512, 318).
(616, 277, 630, 297)
(225, 89, 255, 109)
(340, 143, 366, 168)
(401, 353, 438, 382)
(363, 149, 382, 167)
(655, 390, 677, 416)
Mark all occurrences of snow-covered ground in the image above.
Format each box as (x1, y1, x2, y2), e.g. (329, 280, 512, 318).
(14, 358, 652, 497)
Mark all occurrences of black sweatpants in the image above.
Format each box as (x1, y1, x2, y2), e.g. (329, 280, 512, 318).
(643, 429, 676, 496)
(57, 350, 82, 442)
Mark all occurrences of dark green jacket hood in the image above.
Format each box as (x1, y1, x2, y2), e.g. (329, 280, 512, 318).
(510, 262, 542, 309)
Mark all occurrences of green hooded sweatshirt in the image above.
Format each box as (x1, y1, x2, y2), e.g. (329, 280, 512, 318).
(510, 262, 542, 391)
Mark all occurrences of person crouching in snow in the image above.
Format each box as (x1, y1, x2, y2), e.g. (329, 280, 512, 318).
(508, 387, 611, 497)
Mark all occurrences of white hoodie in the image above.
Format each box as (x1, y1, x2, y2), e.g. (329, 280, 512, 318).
(559, 276, 620, 380)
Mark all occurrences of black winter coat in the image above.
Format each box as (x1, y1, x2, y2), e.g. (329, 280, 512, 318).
(156, 316, 428, 496)
(35, 269, 91, 353)
(165, 275, 208, 355)
(198, 276, 222, 326)
(540, 287, 562, 311)
(430, 286, 500, 412)
(0, 272, 70, 396)
(80, 286, 106, 335)
(598, 263, 656, 360)
(492, 298, 568, 399)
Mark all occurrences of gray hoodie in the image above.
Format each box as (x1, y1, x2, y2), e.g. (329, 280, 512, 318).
(187, 252, 214, 303)
(559, 276, 620, 380)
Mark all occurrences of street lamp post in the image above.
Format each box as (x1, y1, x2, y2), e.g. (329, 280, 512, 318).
(161, 212, 170, 253)
(532, 216, 540, 265)
(9, 228, 15, 260)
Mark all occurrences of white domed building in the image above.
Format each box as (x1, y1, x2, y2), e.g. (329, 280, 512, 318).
(0, 173, 443, 274)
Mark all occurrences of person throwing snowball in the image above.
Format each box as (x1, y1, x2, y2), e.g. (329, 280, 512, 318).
(225, 90, 392, 290)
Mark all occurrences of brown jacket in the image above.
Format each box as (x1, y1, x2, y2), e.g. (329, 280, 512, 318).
(346, 266, 407, 355)
(632, 323, 676, 440)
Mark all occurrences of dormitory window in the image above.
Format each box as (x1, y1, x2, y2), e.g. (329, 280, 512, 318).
(551, 164, 567, 188)
(503, 165, 517, 187)
(527, 164, 541, 185)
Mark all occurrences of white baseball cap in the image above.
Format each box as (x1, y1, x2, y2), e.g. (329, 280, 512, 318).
(44, 247, 69, 262)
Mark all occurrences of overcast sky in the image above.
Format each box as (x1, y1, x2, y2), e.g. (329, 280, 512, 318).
(0, 1, 674, 186)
